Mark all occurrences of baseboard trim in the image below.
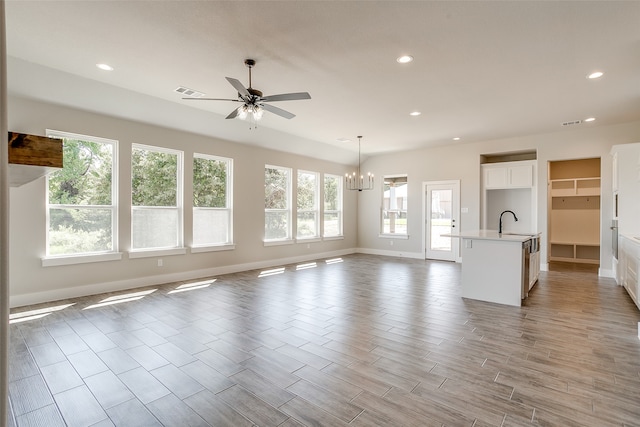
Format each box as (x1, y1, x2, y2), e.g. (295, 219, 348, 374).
(10, 248, 357, 308)
(355, 248, 424, 259)
(598, 268, 615, 279)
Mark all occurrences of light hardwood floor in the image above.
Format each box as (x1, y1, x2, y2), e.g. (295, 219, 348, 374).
(7, 254, 640, 426)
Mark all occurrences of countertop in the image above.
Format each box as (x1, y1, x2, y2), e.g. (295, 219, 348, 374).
(620, 234, 640, 244)
(445, 230, 539, 242)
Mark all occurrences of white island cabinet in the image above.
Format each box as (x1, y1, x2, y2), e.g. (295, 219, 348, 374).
(450, 231, 539, 307)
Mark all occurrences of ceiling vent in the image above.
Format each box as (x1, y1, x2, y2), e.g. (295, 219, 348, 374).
(562, 120, 583, 126)
(174, 86, 205, 98)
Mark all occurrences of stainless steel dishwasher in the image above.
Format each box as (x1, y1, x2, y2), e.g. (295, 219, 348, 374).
(522, 239, 531, 300)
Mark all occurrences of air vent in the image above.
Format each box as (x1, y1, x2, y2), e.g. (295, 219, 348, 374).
(562, 120, 583, 126)
(174, 86, 205, 98)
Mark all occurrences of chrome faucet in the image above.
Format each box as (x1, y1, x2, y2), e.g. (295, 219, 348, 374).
(499, 210, 518, 235)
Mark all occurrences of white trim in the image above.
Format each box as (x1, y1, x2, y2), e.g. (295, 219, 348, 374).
(128, 247, 187, 259)
(598, 268, 615, 278)
(263, 239, 295, 247)
(296, 237, 322, 244)
(323, 235, 344, 241)
(131, 144, 184, 250)
(190, 244, 236, 253)
(423, 179, 461, 262)
(42, 252, 123, 267)
(378, 234, 409, 239)
(45, 130, 119, 256)
(192, 153, 233, 247)
(12, 248, 357, 308)
(356, 247, 423, 259)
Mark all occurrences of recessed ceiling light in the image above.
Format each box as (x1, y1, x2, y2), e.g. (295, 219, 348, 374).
(452, 137, 461, 141)
(584, 117, 596, 122)
(96, 63, 114, 71)
(587, 71, 603, 79)
(409, 111, 421, 116)
(397, 55, 414, 64)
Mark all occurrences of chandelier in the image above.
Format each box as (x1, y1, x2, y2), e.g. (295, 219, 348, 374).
(345, 136, 374, 191)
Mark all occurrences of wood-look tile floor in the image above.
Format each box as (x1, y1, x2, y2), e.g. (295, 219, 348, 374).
(7, 254, 640, 426)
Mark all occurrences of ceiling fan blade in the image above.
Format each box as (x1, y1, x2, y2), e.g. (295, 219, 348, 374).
(261, 103, 296, 119)
(182, 98, 241, 101)
(262, 92, 311, 102)
(226, 106, 242, 119)
(226, 77, 250, 98)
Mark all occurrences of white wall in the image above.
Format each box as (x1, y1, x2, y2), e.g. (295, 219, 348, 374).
(357, 120, 640, 277)
(9, 94, 640, 307)
(8, 96, 358, 307)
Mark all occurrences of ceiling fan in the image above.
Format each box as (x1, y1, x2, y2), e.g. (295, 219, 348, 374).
(183, 59, 311, 121)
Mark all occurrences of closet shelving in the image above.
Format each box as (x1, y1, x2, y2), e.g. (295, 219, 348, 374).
(548, 159, 601, 264)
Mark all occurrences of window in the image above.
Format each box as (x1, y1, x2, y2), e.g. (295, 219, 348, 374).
(265, 165, 292, 241)
(297, 170, 319, 239)
(193, 154, 233, 247)
(382, 175, 408, 235)
(131, 144, 183, 250)
(323, 174, 343, 237)
(46, 131, 117, 256)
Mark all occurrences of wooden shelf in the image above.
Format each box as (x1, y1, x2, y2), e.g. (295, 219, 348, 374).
(550, 177, 600, 197)
(8, 132, 63, 187)
(550, 242, 600, 264)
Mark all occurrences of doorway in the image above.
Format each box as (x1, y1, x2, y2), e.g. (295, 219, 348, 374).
(424, 180, 460, 261)
(547, 158, 601, 266)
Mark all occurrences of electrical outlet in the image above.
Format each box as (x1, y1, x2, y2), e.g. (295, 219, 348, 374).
(390, 240, 393, 246)
(157, 259, 163, 267)
(307, 244, 310, 249)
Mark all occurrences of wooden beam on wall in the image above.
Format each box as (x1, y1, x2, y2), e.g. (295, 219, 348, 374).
(8, 131, 62, 168)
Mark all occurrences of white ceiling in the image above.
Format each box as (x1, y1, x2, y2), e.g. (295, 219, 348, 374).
(5, 1, 640, 165)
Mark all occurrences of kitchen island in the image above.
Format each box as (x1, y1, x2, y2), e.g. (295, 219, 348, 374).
(449, 230, 539, 307)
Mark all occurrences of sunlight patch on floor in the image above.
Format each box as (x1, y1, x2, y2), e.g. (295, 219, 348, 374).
(259, 267, 286, 277)
(83, 289, 157, 309)
(296, 262, 317, 270)
(9, 303, 76, 324)
(168, 279, 216, 294)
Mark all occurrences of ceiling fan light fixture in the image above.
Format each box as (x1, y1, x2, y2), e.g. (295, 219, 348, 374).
(238, 104, 263, 121)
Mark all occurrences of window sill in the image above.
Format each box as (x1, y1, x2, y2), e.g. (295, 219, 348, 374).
(128, 247, 187, 259)
(263, 239, 295, 247)
(379, 234, 410, 240)
(323, 235, 344, 241)
(191, 244, 236, 253)
(42, 252, 123, 267)
(296, 237, 321, 244)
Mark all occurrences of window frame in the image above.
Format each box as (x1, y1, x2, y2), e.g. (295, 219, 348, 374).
(381, 174, 409, 237)
(192, 153, 234, 251)
(43, 130, 121, 266)
(296, 170, 320, 241)
(130, 143, 184, 254)
(323, 173, 343, 239)
(264, 164, 293, 245)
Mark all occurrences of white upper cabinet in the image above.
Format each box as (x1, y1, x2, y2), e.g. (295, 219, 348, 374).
(483, 161, 534, 189)
(611, 142, 640, 236)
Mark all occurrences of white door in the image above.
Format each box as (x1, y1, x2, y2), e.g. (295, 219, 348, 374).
(424, 181, 460, 261)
